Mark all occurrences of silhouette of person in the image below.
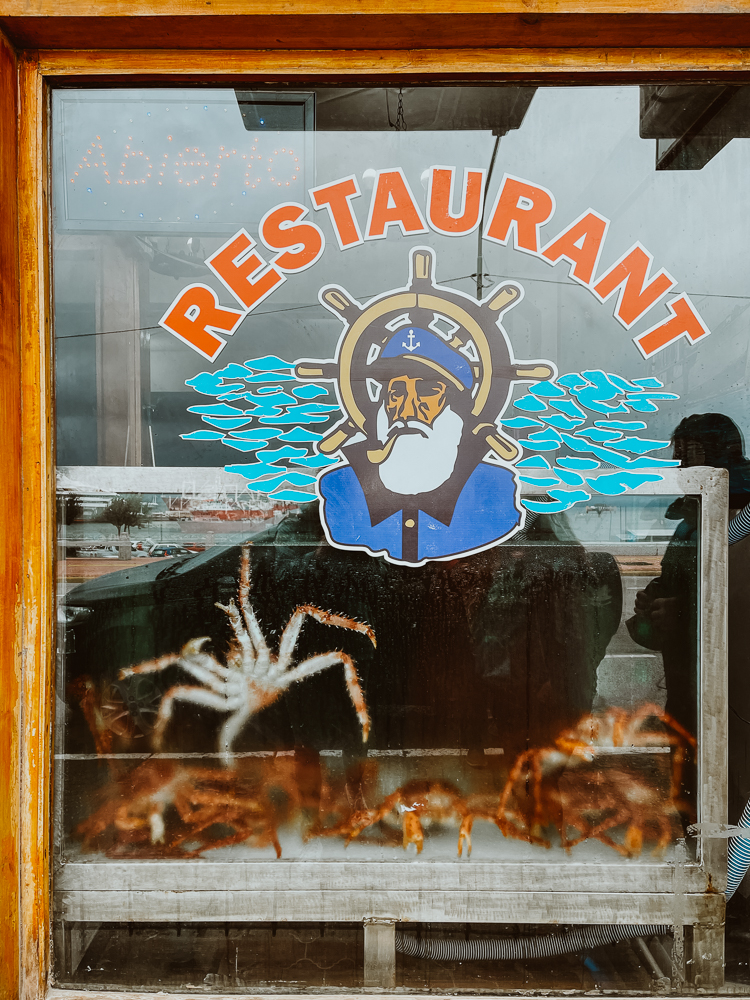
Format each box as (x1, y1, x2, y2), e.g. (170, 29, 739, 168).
(628, 413, 750, 821)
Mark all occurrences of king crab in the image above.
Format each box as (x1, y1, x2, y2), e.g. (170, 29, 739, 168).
(119, 543, 376, 765)
(311, 779, 472, 854)
(75, 759, 284, 858)
(555, 702, 696, 804)
(496, 704, 696, 856)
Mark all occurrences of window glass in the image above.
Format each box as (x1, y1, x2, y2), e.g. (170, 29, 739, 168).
(53, 85, 743, 991)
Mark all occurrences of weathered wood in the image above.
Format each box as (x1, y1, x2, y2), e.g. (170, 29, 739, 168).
(56, 860, 712, 895)
(18, 52, 52, 1000)
(0, 24, 21, 1000)
(2, 1, 749, 16)
(6, 14, 750, 51)
(692, 917, 726, 991)
(34, 46, 750, 77)
(57, 888, 723, 925)
(699, 469, 729, 890)
(364, 918, 396, 989)
(45, 992, 454, 1000)
(45, 993, 518, 1000)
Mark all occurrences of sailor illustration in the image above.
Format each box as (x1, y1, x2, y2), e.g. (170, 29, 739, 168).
(295, 247, 556, 566)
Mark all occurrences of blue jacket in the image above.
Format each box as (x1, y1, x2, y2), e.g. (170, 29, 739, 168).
(319, 461, 522, 564)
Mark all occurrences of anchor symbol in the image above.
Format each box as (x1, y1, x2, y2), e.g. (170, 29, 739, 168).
(402, 329, 420, 353)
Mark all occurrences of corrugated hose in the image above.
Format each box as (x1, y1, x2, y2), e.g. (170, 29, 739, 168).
(395, 924, 670, 961)
(729, 505, 750, 546)
(727, 798, 750, 900)
(723, 506, 750, 899)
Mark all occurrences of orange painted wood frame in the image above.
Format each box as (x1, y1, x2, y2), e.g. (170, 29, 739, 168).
(1, 17, 749, 999)
(0, 25, 22, 1000)
(1, 29, 53, 1000)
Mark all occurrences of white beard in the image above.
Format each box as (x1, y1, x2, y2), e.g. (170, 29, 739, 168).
(377, 405, 464, 495)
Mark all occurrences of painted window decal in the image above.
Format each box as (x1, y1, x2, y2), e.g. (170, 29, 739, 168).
(159, 170, 712, 363)
(182, 247, 680, 566)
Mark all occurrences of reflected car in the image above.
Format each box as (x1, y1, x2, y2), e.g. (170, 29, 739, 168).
(59, 503, 623, 758)
(74, 545, 120, 559)
(148, 543, 195, 558)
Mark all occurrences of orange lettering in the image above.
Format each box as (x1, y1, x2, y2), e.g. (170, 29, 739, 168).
(260, 202, 324, 273)
(427, 167, 485, 236)
(366, 169, 427, 239)
(206, 228, 285, 311)
(309, 175, 363, 250)
(594, 244, 676, 329)
(159, 284, 245, 362)
(541, 211, 609, 286)
(484, 174, 555, 254)
(634, 294, 711, 358)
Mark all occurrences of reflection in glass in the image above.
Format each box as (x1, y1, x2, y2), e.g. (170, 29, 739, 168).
(53, 83, 738, 989)
(57, 492, 697, 863)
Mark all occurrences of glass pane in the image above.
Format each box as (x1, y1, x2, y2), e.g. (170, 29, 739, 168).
(58, 493, 699, 863)
(52, 83, 743, 991)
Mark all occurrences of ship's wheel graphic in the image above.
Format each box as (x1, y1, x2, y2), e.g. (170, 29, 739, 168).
(295, 246, 557, 565)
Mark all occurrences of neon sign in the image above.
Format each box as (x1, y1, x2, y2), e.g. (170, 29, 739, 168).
(69, 135, 302, 194)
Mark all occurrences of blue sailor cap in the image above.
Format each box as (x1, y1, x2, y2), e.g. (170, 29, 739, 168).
(381, 327, 473, 390)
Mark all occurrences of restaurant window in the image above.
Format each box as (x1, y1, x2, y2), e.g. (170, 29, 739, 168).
(52, 83, 746, 991)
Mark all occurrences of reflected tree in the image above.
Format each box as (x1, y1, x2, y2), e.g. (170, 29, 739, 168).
(99, 495, 149, 536)
(56, 493, 84, 526)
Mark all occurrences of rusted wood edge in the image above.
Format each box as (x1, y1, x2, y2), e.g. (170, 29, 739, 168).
(4, 0, 750, 15)
(0, 23, 21, 1000)
(35, 46, 750, 76)
(18, 50, 52, 1000)
(49, 991, 456, 1000)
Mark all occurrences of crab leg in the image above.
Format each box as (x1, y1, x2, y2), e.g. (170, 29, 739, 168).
(216, 599, 256, 661)
(497, 750, 532, 839)
(237, 543, 269, 654)
(68, 676, 116, 761)
(651, 814, 675, 857)
(121, 652, 229, 697)
(179, 652, 232, 692)
(670, 745, 686, 801)
(218, 702, 254, 768)
(192, 659, 231, 683)
(276, 604, 375, 667)
(458, 815, 474, 858)
(187, 824, 282, 859)
(567, 806, 632, 854)
(530, 750, 547, 833)
(402, 811, 424, 853)
(120, 638, 230, 683)
(275, 607, 310, 666)
(153, 685, 230, 749)
(120, 652, 181, 678)
(279, 651, 371, 742)
(296, 605, 376, 647)
(629, 702, 697, 749)
(627, 703, 696, 802)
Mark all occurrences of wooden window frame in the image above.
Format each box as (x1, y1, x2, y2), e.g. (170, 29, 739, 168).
(0, 13, 746, 997)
